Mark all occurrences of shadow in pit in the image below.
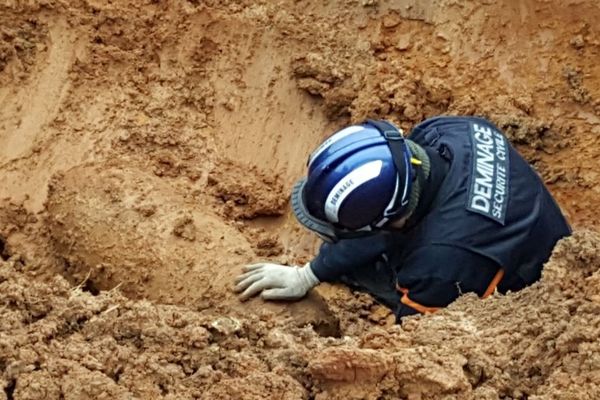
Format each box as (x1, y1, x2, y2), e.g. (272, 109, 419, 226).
(81, 279, 101, 296)
(4, 379, 15, 400)
(286, 292, 342, 338)
(0, 236, 8, 261)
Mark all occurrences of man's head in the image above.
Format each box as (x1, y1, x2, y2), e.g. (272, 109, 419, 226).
(292, 120, 420, 243)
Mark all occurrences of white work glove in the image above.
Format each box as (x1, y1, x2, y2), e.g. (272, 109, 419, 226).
(234, 262, 320, 301)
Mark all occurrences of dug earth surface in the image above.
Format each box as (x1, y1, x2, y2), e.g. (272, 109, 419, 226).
(0, 0, 599, 398)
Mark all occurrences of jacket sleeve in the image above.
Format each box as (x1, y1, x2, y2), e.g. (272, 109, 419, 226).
(310, 233, 389, 282)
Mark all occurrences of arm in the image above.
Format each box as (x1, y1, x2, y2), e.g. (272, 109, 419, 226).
(234, 232, 389, 301)
(311, 233, 390, 282)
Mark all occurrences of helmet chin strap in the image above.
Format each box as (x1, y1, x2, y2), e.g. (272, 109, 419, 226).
(392, 139, 431, 225)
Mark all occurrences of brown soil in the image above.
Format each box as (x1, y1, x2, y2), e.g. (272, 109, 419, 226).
(0, 0, 599, 398)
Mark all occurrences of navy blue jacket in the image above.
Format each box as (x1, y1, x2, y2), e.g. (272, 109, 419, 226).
(310, 116, 571, 319)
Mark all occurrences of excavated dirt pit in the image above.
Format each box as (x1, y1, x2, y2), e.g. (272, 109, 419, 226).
(1, 0, 600, 399)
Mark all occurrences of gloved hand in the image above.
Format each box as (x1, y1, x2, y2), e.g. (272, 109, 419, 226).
(234, 262, 320, 301)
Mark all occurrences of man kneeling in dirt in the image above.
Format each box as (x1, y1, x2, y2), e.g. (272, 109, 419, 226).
(235, 116, 571, 321)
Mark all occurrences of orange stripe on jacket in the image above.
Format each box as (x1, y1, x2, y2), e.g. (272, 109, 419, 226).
(482, 269, 505, 299)
(395, 268, 505, 314)
(395, 285, 440, 314)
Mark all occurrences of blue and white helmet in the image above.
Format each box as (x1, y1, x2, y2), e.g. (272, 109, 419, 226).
(291, 120, 415, 242)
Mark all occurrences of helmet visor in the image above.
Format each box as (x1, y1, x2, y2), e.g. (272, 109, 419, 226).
(292, 178, 338, 242)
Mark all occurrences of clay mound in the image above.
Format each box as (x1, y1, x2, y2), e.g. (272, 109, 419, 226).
(0, 257, 320, 399)
(44, 161, 343, 331)
(46, 162, 253, 306)
(309, 230, 600, 399)
(1, 232, 599, 399)
(207, 159, 288, 220)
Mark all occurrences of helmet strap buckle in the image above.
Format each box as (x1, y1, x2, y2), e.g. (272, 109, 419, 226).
(382, 130, 403, 141)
